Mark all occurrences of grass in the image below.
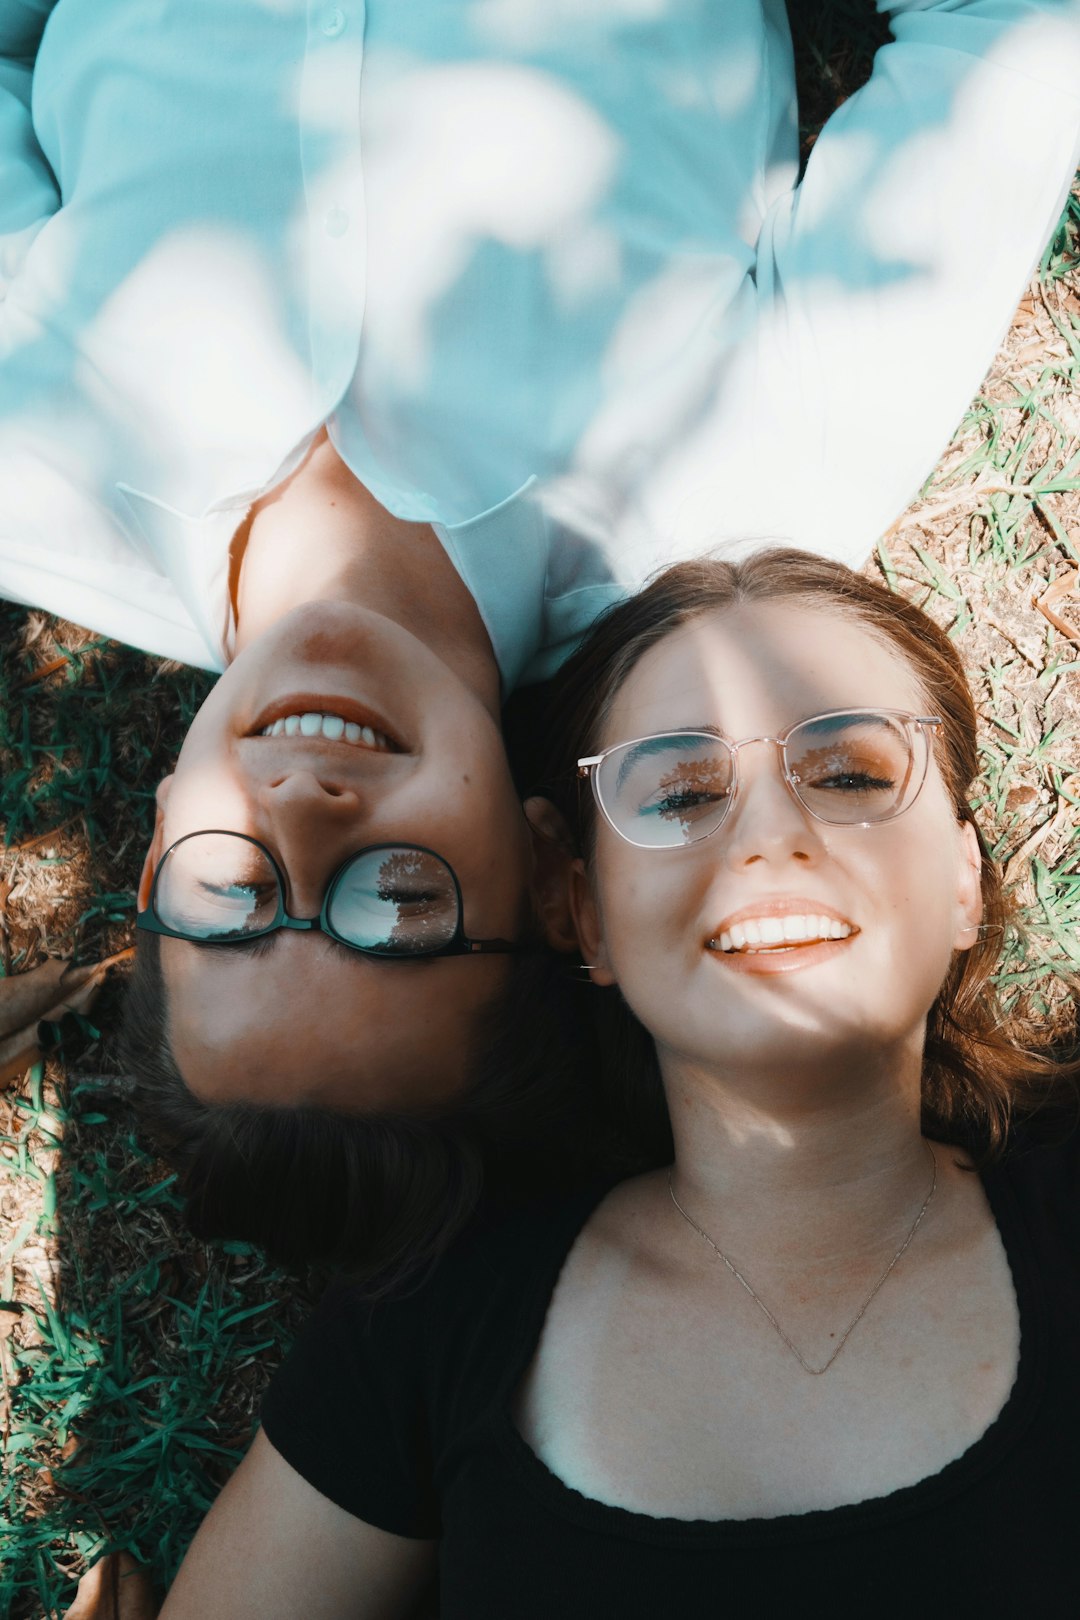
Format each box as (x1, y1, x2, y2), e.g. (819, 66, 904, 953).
(870, 180, 1080, 1034)
(2, 13, 1079, 1616)
(0, 631, 312, 1615)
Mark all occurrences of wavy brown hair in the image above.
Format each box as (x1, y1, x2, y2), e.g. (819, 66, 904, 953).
(535, 548, 1079, 1165)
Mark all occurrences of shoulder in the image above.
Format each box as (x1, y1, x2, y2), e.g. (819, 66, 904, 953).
(272, 1177, 624, 1389)
(258, 1180, 621, 1535)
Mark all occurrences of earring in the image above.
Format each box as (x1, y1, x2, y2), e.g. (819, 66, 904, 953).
(957, 923, 1005, 939)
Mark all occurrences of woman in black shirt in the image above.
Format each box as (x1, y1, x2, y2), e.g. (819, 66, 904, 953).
(160, 550, 1080, 1619)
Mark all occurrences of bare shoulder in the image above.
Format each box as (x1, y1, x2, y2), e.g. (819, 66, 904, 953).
(924, 1138, 1001, 1249)
(161, 1429, 435, 1620)
(547, 1170, 674, 1306)
(573, 1169, 665, 1247)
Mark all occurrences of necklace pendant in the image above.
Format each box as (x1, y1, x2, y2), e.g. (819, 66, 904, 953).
(667, 1143, 938, 1376)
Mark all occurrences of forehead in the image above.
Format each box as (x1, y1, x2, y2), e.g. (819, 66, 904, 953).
(162, 932, 508, 1110)
(605, 600, 929, 740)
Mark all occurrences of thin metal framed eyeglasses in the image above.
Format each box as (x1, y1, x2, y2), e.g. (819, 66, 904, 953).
(135, 831, 526, 959)
(577, 709, 944, 849)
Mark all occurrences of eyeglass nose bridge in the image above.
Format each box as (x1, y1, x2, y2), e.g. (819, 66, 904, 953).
(727, 732, 822, 795)
(693, 733, 811, 826)
(727, 733, 788, 764)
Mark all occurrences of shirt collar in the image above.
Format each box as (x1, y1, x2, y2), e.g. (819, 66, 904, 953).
(431, 477, 549, 696)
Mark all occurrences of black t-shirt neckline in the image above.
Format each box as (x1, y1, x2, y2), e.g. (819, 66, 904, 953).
(489, 1150, 1047, 1547)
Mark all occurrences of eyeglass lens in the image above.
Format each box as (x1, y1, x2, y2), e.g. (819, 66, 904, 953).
(596, 713, 922, 847)
(154, 834, 461, 953)
(328, 847, 459, 953)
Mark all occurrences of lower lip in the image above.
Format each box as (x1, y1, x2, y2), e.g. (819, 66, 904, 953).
(706, 935, 855, 975)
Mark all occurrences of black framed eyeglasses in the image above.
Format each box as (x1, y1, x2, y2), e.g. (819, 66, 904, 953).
(135, 831, 526, 960)
(577, 709, 945, 849)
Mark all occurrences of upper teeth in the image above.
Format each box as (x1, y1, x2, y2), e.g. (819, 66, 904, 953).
(714, 915, 853, 952)
(259, 712, 393, 750)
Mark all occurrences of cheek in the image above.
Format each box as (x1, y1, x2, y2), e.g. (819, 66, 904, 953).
(430, 711, 515, 827)
(443, 763, 524, 874)
(596, 857, 695, 979)
(171, 680, 244, 794)
(853, 837, 963, 998)
(165, 756, 253, 839)
(174, 663, 240, 747)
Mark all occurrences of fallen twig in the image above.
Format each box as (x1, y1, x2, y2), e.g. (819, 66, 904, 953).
(1033, 569, 1080, 643)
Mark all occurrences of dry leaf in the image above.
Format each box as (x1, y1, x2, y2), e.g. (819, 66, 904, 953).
(1033, 570, 1080, 643)
(0, 951, 130, 1086)
(63, 1553, 158, 1620)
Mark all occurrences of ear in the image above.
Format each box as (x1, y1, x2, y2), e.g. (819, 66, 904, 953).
(521, 796, 582, 953)
(567, 857, 616, 988)
(951, 816, 984, 953)
(136, 776, 174, 913)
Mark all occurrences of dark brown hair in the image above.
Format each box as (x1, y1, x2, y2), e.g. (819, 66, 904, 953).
(535, 548, 1079, 1164)
(120, 934, 600, 1290)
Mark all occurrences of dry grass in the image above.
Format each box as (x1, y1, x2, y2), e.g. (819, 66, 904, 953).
(870, 200, 1080, 1034)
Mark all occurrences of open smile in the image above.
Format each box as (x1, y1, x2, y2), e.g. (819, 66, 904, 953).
(704, 900, 859, 975)
(257, 711, 395, 751)
(713, 913, 854, 953)
(247, 693, 405, 752)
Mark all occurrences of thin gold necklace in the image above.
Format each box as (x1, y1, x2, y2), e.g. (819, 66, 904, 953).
(667, 1142, 938, 1377)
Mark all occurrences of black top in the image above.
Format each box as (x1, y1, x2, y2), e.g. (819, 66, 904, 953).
(262, 1120, 1080, 1618)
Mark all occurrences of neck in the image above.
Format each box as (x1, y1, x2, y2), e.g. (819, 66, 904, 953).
(229, 429, 501, 718)
(662, 1039, 933, 1269)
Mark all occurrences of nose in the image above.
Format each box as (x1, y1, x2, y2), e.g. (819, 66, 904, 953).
(720, 740, 823, 868)
(257, 771, 365, 915)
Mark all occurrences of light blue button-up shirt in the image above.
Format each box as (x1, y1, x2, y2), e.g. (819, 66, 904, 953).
(1, 1, 1079, 687)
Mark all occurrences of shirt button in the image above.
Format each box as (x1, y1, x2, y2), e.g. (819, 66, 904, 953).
(324, 207, 349, 238)
(321, 8, 346, 36)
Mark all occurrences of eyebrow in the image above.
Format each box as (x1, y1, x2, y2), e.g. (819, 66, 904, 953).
(192, 933, 374, 965)
(791, 713, 907, 750)
(614, 730, 721, 793)
(796, 711, 872, 734)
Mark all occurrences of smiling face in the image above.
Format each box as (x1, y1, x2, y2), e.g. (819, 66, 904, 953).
(572, 600, 983, 1091)
(137, 598, 534, 1110)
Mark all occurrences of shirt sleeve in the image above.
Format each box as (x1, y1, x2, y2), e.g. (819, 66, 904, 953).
(630, 0, 1080, 572)
(0, 2, 60, 293)
(260, 1281, 441, 1540)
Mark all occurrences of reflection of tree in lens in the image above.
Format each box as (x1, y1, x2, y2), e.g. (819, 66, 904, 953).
(166, 834, 278, 937)
(792, 728, 906, 817)
(373, 850, 456, 953)
(652, 756, 731, 834)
